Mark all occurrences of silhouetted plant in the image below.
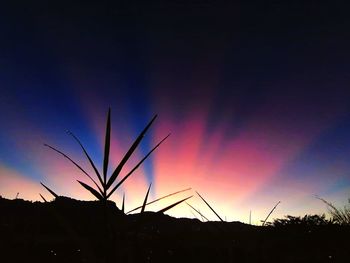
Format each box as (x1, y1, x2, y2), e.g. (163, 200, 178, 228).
(196, 191, 224, 222)
(268, 214, 332, 227)
(39, 194, 47, 202)
(262, 201, 281, 226)
(157, 195, 193, 214)
(43, 108, 170, 202)
(126, 188, 191, 214)
(186, 202, 209, 221)
(317, 196, 350, 225)
(121, 193, 125, 213)
(134, 182, 193, 214)
(41, 182, 58, 198)
(141, 183, 152, 214)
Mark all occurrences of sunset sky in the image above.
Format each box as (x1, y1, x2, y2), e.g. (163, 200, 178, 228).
(1, 1, 350, 224)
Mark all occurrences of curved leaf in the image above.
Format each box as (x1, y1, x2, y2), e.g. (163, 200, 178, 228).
(67, 131, 104, 188)
(44, 144, 104, 196)
(262, 201, 281, 226)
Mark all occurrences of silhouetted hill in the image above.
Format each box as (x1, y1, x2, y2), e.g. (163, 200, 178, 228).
(0, 196, 349, 262)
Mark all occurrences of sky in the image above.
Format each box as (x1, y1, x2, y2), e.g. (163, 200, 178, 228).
(1, 1, 350, 224)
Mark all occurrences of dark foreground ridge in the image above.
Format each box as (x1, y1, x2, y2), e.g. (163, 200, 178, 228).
(1, 196, 349, 263)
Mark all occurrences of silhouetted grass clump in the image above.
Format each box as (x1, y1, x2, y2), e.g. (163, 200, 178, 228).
(44, 109, 169, 202)
(267, 214, 332, 227)
(40, 108, 193, 214)
(317, 197, 350, 225)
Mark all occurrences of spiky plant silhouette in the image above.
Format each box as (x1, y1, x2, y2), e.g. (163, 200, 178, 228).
(317, 196, 350, 225)
(43, 108, 170, 202)
(126, 187, 191, 214)
(196, 191, 224, 222)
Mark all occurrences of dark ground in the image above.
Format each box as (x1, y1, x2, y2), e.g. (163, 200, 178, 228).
(0, 196, 349, 263)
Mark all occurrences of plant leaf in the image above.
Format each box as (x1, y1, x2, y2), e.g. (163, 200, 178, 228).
(106, 133, 170, 199)
(44, 144, 104, 196)
(141, 183, 152, 214)
(67, 131, 105, 188)
(262, 201, 281, 226)
(40, 182, 58, 198)
(39, 193, 47, 202)
(157, 196, 193, 214)
(106, 115, 158, 189)
(122, 193, 125, 213)
(77, 180, 104, 201)
(186, 202, 209, 221)
(196, 191, 224, 222)
(189, 209, 201, 221)
(103, 108, 111, 185)
(127, 187, 191, 214)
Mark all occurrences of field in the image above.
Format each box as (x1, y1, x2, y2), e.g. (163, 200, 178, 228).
(1, 196, 349, 263)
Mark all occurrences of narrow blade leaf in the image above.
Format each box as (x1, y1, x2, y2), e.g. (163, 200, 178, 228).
(189, 210, 201, 221)
(40, 182, 58, 198)
(122, 193, 125, 213)
(67, 131, 104, 188)
(39, 193, 47, 202)
(141, 183, 152, 213)
(127, 187, 191, 214)
(44, 144, 104, 196)
(106, 115, 158, 189)
(262, 201, 281, 226)
(103, 108, 111, 185)
(186, 202, 209, 221)
(77, 180, 104, 201)
(106, 133, 170, 199)
(157, 196, 193, 214)
(196, 191, 224, 222)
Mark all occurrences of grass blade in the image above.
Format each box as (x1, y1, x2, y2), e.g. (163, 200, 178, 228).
(40, 182, 58, 198)
(126, 187, 191, 214)
(141, 183, 152, 213)
(122, 193, 125, 213)
(157, 195, 193, 214)
(190, 209, 201, 221)
(77, 180, 104, 201)
(67, 131, 104, 188)
(39, 194, 47, 202)
(106, 133, 170, 199)
(316, 196, 349, 225)
(106, 115, 158, 189)
(103, 108, 111, 185)
(262, 201, 281, 226)
(196, 191, 224, 222)
(44, 144, 104, 195)
(186, 202, 209, 221)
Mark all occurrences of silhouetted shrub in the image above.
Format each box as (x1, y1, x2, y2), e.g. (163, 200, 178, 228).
(268, 214, 332, 227)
